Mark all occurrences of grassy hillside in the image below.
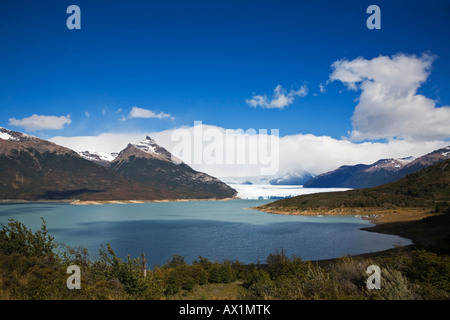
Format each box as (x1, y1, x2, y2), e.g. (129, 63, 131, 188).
(257, 159, 450, 215)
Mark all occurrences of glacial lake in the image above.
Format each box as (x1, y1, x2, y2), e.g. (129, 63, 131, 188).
(0, 199, 412, 268)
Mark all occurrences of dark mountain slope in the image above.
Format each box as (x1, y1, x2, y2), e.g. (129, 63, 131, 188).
(0, 129, 176, 201)
(110, 137, 237, 199)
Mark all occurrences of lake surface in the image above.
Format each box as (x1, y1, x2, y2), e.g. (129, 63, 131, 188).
(0, 199, 412, 268)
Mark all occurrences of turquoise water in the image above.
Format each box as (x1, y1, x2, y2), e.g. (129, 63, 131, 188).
(0, 199, 412, 267)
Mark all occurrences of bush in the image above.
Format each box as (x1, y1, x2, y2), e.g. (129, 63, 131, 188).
(367, 266, 420, 300)
(242, 269, 273, 299)
(407, 249, 450, 293)
(208, 263, 235, 284)
(0, 218, 56, 258)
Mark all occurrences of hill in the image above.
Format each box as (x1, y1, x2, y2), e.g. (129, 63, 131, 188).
(256, 158, 450, 216)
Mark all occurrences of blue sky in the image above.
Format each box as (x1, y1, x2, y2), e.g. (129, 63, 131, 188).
(1, 0, 449, 141)
(1, 0, 450, 178)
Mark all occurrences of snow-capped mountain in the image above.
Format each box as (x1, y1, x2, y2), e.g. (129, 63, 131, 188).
(109, 136, 237, 199)
(133, 136, 173, 159)
(0, 127, 76, 156)
(78, 151, 119, 167)
(0, 127, 169, 201)
(400, 146, 450, 176)
(363, 158, 414, 173)
(77, 136, 173, 167)
(304, 147, 450, 188)
(1, 127, 36, 143)
(0, 128, 21, 141)
(0, 128, 236, 201)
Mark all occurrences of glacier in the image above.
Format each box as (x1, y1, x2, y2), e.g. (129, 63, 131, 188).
(228, 184, 351, 200)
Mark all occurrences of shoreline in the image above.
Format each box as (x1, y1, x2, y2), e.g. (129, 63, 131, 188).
(69, 197, 237, 205)
(251, 205, 445, 265)
(251, 205, 436, 224)
(0, 197, 238, 205)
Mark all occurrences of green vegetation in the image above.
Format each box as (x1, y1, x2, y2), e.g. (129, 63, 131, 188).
(1, 219, 449, 300)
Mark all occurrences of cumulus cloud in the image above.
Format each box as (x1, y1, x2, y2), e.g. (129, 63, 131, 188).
(246, 84, 308, 109)
(127, 106, 174, 121)
(50, 124, 447, 178)
(9, 114, 71, 131)
(50, 132, 145, 154)
(329, 53, 450, 141)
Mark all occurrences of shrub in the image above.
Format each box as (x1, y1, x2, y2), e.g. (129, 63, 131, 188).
(407, 249, 450, 292)
(367, 266, 420, 300)
(0, 218, 56, 258)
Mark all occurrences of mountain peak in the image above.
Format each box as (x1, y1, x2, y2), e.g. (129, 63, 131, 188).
(0, 127, 77, 157)
(366, 158, 412, 172)
(0, 127, 34, 142)
(109, 137, 236, 199)
(130, 136, 173, 160)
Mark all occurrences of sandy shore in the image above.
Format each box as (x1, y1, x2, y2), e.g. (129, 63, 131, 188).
(69, 197, 237, 205)
(0, 197, 237, 206)
(252, 205, 435, 224)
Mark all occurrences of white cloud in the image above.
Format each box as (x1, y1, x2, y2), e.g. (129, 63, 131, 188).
(329, 53, 450, 141)
(277, 133, 446, 175)
(50, 132, 145, 154)
(319, 82, 327, 93)
(246, 84, 308, 109)
(127, 106, 174, 121)
(9, 114, 72, 131)
(49, 124, 448, 178)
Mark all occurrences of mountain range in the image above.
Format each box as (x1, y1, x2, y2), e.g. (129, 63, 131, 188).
(0, 128, 236, 201)
(303, 146, 450, 188)
(256, 157, 450, 215)
(2, 125, 449, 202)
(222, 145, 450, 189)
